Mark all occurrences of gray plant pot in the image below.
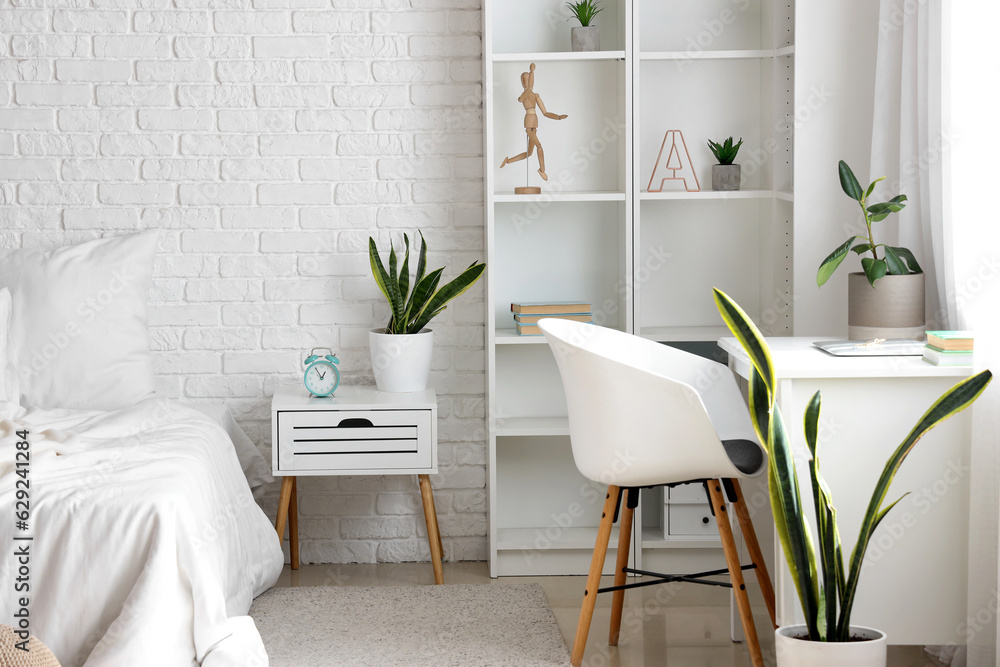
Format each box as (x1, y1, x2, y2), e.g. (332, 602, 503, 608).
(571, 26, 600, 52)
(847, 272, 925, 340)
(712, 164, 741, 191)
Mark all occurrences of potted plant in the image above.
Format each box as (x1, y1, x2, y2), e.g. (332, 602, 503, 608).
(368, 232, 485, 392)
(707, 136, 743, 191)
(714, 287, 992, 667)
(817, 160, 925, 339)
(566, 0, 603, 52)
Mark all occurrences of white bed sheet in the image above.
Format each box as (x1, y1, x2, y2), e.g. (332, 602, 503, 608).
(0, 398, 283, 667)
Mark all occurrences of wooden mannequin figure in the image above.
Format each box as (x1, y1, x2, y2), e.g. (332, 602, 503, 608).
(500, 63, 567, 193)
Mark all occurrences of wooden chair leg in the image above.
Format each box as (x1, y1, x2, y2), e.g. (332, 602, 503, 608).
(275, 475, 294, 545)
(729, 478, 776, 628)
(288, 477, 300, 571)
(571, 485, 619, 667)
(609, 488, 634, 646)
(707, 479, 764, 667)
(418, 474, 445, 585)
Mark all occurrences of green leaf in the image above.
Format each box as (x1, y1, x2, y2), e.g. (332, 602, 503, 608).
(851, 243, 873, 256)
(712, 288, 775, 396)
(816, 236, 859, 287)
(883, 246, 908, 275)
(861, 257, 887, 286)
(864, 176, 885, 199)
(838, 161, 864, 201)
(408, 262, 486, 334)
(869, 211, 890, 223)
(404, 268, 443, 329)
(805, 391, 841, 638)
(888, 246, 923, 274)
(369, 237, 405, 333)
(867, 201, 905, 215)
(715, 288, 820, 639)
(398, 234, 411, 307)
(837, 370, 993, 639)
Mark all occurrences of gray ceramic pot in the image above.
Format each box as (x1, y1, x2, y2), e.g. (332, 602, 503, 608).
(712, 164, 741, 191)
(847, 272, 925, 340)
(571, 26, 599, 52)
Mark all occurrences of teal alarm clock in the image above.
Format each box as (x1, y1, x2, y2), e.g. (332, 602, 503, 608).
(303, 347, 340, 397)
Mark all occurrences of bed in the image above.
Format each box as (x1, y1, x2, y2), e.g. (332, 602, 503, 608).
(0, 398, 284, 666)
(0, 232, 284, 666)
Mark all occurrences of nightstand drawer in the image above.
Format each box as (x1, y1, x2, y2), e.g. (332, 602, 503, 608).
(668, 504, 717, 537)
(276, 408, 433, 473)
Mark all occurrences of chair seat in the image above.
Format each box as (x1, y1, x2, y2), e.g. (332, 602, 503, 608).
(723, 439, 764, 475)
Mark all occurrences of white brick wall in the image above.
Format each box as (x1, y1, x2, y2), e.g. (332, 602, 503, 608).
(0, 0, 486, 565)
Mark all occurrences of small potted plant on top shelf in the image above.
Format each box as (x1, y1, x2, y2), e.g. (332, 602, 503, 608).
(816, 160, 924, 340)
(368, 232, 485, 392)
(707, 136, 743, 191)
(714, 288, 992, 667)
(566, 0, 603, 52)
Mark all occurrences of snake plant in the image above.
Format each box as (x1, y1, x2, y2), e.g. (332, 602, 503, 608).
(714, 288, 991, 641)
(817, 160, 923, 288)
(369, 232, 485, 335)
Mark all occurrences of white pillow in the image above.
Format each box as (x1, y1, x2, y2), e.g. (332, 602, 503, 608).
(0, 288, 17, 404)
(0, 232, 158, 411)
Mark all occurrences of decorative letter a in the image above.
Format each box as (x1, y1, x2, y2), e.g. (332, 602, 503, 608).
(647, 130, 701, 193)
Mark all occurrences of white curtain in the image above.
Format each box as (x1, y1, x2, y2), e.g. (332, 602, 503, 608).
(870, 0, 953, 330)
(873, 2, 1000, 666)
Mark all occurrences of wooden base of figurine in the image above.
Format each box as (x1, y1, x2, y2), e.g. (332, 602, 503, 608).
(514, 186, 542, 195)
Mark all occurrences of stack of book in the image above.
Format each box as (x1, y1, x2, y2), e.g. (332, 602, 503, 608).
(511, 302, 592, 335)
(922, 331, 974, 366)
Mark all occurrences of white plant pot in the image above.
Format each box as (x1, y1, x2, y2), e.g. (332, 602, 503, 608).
(775, 625, 887, 667)
(369, 328, 434, 393)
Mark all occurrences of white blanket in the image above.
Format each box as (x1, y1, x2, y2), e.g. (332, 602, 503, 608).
(0, 398, 283, 666)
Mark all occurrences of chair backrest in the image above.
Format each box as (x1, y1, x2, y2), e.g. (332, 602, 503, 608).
(539, 319, 764, 487)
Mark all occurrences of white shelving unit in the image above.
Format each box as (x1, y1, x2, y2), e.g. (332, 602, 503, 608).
(483, 0, 795, 577)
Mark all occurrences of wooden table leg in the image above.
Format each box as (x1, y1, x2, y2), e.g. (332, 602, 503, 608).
(418, 474, 444, 585)
(288, 477, 300, 571)
(276, 475, 293, 539)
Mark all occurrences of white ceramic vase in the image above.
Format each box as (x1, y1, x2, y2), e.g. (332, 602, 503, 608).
(775, 625, 887, 667)
(369, 328, 434, 393)
(847, 272, 925, 340)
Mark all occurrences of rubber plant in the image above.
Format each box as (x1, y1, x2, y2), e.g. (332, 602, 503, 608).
(707, 136, 743, 165)
(817, 160, 923, 288)
(713, 287, 991, 641)
(565, 0, 603, 26)
(369, 232, 486, 335)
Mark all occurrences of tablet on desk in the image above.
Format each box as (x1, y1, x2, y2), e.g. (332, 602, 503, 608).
(813, 339, 925, 357)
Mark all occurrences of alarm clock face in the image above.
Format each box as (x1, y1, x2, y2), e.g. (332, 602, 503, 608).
(304, 361, 339, 397)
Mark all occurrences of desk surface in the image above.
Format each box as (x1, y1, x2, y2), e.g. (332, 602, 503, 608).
(719, 336, 973, 380)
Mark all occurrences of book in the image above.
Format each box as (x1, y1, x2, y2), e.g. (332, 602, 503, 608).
(926, 331, 974, 352)
(513, 313, 592, 325)
(925, 344, 973, 355)
(511, 301, 591, 315)
(922, 347, 973, 366)
(515, 322, 544, 336)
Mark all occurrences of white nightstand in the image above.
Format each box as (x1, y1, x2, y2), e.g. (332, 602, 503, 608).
(271, 386, 443, 583)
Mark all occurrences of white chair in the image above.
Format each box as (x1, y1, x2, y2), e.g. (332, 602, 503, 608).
(538, 319, 776, 667)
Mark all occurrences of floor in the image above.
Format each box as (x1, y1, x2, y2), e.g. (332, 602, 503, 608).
(274, 561, 947, 667)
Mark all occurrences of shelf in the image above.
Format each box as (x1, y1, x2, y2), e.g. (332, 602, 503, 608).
(639, 326, 730, 343)
(640, 189, 791, 201)
(640, 528, 721, 549)
(496, 416, 569, 437)
(494, 191, 627, 203)
(495, 329, 548, 344)
(494, 50, 627, 63)
(640, 47, 795, 61)
(497, 526, 619, 551)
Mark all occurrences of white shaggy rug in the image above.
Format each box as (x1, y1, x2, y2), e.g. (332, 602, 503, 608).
(250, 583, 572, 667)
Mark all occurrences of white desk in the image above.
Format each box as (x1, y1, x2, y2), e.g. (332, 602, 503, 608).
(720, 337, 973, 645)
